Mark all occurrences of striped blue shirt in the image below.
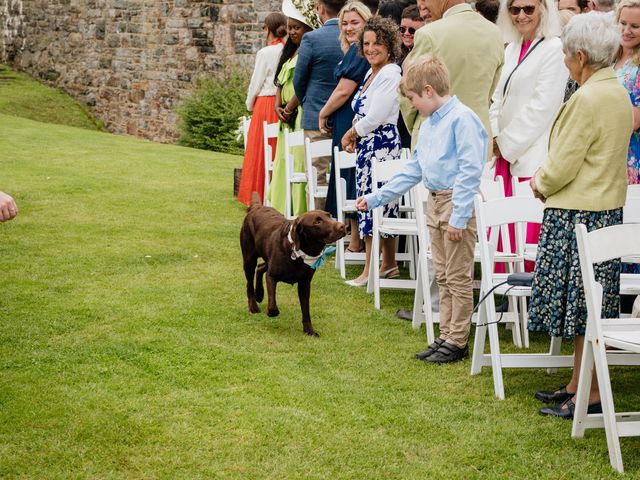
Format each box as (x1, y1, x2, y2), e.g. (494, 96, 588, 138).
(364, 96, 487, 229)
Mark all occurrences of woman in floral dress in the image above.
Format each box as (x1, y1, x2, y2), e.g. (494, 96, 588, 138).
(615, 0, 640, 277)
(341, 17, 403, 287)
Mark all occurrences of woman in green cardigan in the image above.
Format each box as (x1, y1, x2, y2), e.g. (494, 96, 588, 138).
(528, 12, 634, 419)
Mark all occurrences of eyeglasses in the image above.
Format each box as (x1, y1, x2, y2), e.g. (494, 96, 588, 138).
(508, 5, 536, 15)
(399, 26, 417, 35)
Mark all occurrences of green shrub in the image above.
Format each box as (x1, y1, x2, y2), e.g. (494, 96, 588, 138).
(176, 69, 249, 155)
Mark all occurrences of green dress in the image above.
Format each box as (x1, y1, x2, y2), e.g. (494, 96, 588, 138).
(266, 55, 307, 216)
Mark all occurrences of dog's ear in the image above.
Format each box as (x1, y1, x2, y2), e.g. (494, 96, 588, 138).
(290, 217, 302, 249)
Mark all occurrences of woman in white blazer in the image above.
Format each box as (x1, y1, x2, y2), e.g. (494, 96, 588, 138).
(489, 0, 568, 266)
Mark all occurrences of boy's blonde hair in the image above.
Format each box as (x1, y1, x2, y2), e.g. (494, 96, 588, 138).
(399, 54, 450, 97)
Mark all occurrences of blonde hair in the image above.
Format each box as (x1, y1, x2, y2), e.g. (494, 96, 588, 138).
(496, 0, 563, 43)
(338, 1, 373, 52)
(616, 0, 640, 65)
(400, 54, 450, 97)
(558, 8, 575, 28)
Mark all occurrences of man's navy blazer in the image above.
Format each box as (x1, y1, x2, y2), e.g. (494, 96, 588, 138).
(293, 18, 344, 131)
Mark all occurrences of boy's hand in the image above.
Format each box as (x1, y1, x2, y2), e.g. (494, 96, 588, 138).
(355, 196, 368, 211)
(447, 225, 463, 241)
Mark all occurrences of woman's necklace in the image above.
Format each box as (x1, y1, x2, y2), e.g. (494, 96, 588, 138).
(362, 63, 387, 93)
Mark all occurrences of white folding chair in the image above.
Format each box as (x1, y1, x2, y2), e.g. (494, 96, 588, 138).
(242, 116, 251, 150)
(412, 183, 439, 342)
(262, 121, 279, 207)
(367, 156, 418, 310)
(573, 223, 640, 474)
(304, 138, 332, 211)
(480, 175, 528, 347)
(470, 194, 557, 399)
(283, 128, 307, 219)
(624, 187, 640, 224)
(333, 147, 365, 278)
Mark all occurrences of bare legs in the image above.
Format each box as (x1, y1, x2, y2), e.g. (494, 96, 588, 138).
(565, 335, 599, 405)
(351, 236, 397, 283)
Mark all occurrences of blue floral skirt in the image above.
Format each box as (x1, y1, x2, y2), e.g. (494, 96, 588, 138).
(355, 123, 401, 238)
(527, 207, 622, 339)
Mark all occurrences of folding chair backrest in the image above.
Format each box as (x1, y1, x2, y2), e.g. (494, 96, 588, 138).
(576, 223, 640, 338)
(304, 138, 332, 210)
(283, 128, 306, 218)
(624, 190, 640, 224)
(242, 116, 251, 150)
(476, 195, 544, 229)
(263, 121, 280, 205)
(371, 155, 407, 184)
(512, 176, 535, 198)
(475, 194, 544, 268)
(627, 184, 640, 198)
(479, 175, 504, 201)
(371, 155, 412, 226)
(284, 128, 305, 168)
(334, 147, 357, 219)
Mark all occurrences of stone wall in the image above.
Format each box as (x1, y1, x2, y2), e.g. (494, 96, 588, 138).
(0, 0, 280, 142)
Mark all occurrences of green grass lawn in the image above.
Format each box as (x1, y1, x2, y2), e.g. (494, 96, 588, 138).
(1, 110, 640, 478)
(0, 65, 104, 131)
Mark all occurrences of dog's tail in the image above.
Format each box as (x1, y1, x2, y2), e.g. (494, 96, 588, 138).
(248, 191, 263, 211)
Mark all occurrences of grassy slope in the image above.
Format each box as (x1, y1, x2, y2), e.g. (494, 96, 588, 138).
(0, 65, 103, 131)
(0, 118, 639, 476)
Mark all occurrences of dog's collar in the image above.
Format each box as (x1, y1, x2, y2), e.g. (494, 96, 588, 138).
(287, 225, 334, 270)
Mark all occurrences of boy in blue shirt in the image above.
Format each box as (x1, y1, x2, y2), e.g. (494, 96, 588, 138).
(356, 54, 487, 364)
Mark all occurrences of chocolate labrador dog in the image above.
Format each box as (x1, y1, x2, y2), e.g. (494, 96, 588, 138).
(240, 193, 346, 336)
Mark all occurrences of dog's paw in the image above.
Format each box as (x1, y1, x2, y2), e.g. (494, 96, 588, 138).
(304, 329, 320, 337)
(267, 307, 280, 317)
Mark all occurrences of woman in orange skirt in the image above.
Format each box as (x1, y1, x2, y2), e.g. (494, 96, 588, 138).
(237, 13, 287, 205)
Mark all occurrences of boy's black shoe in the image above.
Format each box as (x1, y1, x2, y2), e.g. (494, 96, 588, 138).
(424, 341, 468, 364)
(415, 338, 445, 360)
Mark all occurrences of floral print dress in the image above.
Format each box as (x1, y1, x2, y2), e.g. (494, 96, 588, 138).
(351, 74, 402, 238)
(616, 58, 640, 185)
(615, 58, 640, 274)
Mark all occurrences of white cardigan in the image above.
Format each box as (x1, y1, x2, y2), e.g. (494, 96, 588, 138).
(245, 43, 283, 111)
(353, 63, 402, 137)
(489, 36, 569, 177)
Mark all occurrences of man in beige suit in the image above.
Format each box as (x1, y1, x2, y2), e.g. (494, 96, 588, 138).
(401, 0, 504, 149)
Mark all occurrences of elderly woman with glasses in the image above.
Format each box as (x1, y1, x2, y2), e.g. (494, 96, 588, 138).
(527, 12, 633, 419)
(490, 0, 568, 268)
